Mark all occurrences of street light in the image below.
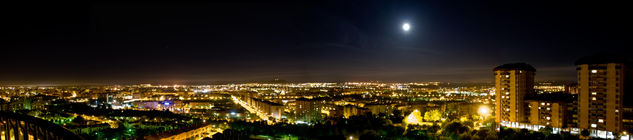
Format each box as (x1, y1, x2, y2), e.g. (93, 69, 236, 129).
(476, 106, 491, 129)
(478, 106, 490, 119)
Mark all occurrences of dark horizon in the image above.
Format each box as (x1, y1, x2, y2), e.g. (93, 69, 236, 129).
(0, 79, 578, 86)
(2, 1, 631, 83)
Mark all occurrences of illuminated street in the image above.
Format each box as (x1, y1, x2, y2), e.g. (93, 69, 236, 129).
(231, 95, 271, 123)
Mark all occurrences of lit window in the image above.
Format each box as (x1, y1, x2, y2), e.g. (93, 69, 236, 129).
(592, 92, 597, 95)
(547, 108, 550, 110)
(616, 109, 619, 113)
(541, 102, 545, 105)
(591, 124, 597, 128)
(592, 97, 596, 100)
(547, 117, 551, 120)
(505, 92, 509, 95)
(599, 119, 604, 123)
(592, 70, 598, 73)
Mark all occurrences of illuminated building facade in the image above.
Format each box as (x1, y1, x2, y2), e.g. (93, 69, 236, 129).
(249, 98, 283, 120)
(576, 56, 632, 133)
(294, 98, 322, 123)
(525, 93, 574, 128)
(494, 63, 535, 124)
(342, 105, 368, 118)
(144, 124, 218, 140)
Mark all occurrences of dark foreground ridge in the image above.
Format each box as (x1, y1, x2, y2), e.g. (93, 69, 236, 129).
(0, 111, 85, 140)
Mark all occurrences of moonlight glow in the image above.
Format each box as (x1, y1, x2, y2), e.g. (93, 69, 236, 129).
(402, 23, 411, 31)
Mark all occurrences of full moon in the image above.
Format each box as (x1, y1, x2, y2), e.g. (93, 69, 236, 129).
(402, 23, 411, 31)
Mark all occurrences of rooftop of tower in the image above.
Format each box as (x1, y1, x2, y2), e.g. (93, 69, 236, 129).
(575, 54, 632, 65)
(493, 63, 536, 72)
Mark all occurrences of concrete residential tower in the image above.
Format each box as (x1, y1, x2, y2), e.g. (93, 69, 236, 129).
(494, 63, 536, 124)
(576, 55, 632, 133)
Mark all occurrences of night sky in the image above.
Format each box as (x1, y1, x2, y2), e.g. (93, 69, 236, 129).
(1, 1, 631, 84)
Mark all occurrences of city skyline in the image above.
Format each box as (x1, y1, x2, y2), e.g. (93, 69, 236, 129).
(2, 1, 631, 83)
(1, 56, 631, 140)
(3, 1, 633, 140)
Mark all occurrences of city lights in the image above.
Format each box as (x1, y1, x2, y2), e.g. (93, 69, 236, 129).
(0, 0, 628, 139)
(1, 69, 629, 140)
